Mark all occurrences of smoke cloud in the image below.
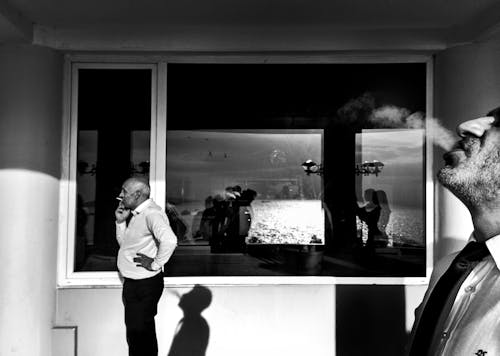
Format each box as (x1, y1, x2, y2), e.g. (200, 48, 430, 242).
(370, 106, 456, 151)
(338, 93, 457, 151)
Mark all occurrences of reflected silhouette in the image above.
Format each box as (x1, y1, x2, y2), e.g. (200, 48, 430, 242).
(202, 187, 258, 253)
(167, 285, 212, 356)
(375, 190, 391, 247)
(356, 188, 382, 249)
(166, 201, 188, 241)
(75, 194, 88, 270)
(194, 196, 215, 242)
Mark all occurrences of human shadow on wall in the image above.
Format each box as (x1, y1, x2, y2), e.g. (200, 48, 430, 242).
(167, 285, 212, 356)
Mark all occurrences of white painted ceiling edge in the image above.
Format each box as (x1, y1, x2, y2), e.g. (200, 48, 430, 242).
(2, 0, 500, 50)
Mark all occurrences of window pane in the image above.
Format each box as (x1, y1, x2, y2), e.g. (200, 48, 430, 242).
(355, 129, 425, 250)
(75, 68, 151, 272)
(166, 129, 324, 247)
(166, 63, 427, 277)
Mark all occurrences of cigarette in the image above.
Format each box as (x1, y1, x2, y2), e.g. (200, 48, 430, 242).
(116, 197, 123, 201)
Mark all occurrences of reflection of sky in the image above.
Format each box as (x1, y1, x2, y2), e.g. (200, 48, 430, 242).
(357, 129, 423, 166)
(166, 130, 323, 200)
(167, 130, 322, 176)
(356, 129, 424, 208)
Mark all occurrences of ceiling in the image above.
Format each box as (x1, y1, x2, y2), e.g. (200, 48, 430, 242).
(2, 0, 500, 51)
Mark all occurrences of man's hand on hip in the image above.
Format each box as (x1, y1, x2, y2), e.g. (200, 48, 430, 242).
(133, 253, 155, 271)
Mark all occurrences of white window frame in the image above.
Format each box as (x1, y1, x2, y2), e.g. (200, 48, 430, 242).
(57, 53, 434, 288)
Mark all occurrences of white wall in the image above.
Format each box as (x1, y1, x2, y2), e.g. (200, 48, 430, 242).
(434, 37, 500, 260)
(0, 44, 63, 356)
(56, 285, 335, 356)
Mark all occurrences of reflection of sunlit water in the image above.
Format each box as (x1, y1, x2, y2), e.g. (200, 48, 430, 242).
(385, 206, 424, 247)
(173, 201, 424, 247)
(356, 206, 424, 247)
(248, 200, 324, 244)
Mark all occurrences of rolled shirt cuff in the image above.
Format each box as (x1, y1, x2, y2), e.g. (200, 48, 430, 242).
(150, 260, 161, 271)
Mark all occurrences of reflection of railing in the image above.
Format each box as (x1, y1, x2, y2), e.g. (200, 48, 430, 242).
(355, 160, 384, 176)
(77, 160, 150, 176)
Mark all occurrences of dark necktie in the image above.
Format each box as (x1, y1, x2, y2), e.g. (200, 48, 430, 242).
(125, 211, 135, 227)
(409, 241, 489, 356)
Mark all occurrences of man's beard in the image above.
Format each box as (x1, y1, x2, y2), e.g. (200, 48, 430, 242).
(437, 153, 500, 208)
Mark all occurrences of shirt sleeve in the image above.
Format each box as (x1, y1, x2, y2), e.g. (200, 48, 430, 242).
(146, 211, 178, 270)
(115, 221, 127, 246)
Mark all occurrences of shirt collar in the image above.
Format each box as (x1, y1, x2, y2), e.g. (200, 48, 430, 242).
(132, 198, 152, 216)
(469, 232, 500, 268)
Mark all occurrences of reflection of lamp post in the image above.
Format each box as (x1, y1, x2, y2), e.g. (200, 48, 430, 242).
(355, 160, 384, 176)
(301, 159, 323, 176)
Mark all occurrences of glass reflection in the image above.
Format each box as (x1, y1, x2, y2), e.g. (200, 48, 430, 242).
(74, 68, 152, 271)
(166, 130, 325, 252)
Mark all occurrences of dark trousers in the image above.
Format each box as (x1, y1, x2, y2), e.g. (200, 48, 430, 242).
(122, 273, 164, 356)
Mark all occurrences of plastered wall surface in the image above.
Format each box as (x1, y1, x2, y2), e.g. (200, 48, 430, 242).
(56, 285, 335, 356)
(0, 44, 62, 356)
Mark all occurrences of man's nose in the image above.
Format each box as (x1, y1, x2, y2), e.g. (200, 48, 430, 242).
(457, 116, 496, 138)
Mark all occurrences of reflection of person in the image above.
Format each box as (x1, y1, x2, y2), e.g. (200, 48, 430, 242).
(193, 196, 214, 241)
(407, 111, 500, 355)
(238, 189, 257, 249)
(356, 188, 382, 249)
(75, 194, 88, 270)
(115, 177, 177, 356)
(376, 190, 390, 247)
(197, 196, 215, 241)
(239, 189, 257, 234)
(210, 194, 228, 252)
(167, 285, 212, 356)
(165, 201, 188, 242)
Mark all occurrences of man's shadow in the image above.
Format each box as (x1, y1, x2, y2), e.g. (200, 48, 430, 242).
(167, 285, 212, 356)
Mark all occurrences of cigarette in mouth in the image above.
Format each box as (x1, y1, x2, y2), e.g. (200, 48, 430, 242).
(116, 197, 123, 201)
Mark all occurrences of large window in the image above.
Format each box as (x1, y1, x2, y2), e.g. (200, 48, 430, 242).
(67, 65, 155, 276)
(60, 57, 431, 285)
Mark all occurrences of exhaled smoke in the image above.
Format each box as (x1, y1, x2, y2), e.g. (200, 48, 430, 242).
(424, 117, 457, 151)
(369, 105, 456, 151)
(370, 106, 411, 128)
(337, 94, 458, 151)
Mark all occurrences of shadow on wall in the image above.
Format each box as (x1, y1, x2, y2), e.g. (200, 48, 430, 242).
(336, 285, 408, 356)
(167, 285, 212, 356)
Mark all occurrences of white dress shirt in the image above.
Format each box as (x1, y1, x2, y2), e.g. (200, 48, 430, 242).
(433, 233, 500, 356)
(116, 198, 177, 280)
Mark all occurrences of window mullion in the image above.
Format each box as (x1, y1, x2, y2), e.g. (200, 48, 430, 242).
(151, 61, 168, 209)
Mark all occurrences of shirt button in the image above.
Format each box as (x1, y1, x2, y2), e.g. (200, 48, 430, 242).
(465, 285, 476, 293)
(442, 331, 449, 340)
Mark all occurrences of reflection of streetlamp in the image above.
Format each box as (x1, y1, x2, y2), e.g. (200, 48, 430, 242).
(355, 160, 384, 176)
(301, 159, 323, 176)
